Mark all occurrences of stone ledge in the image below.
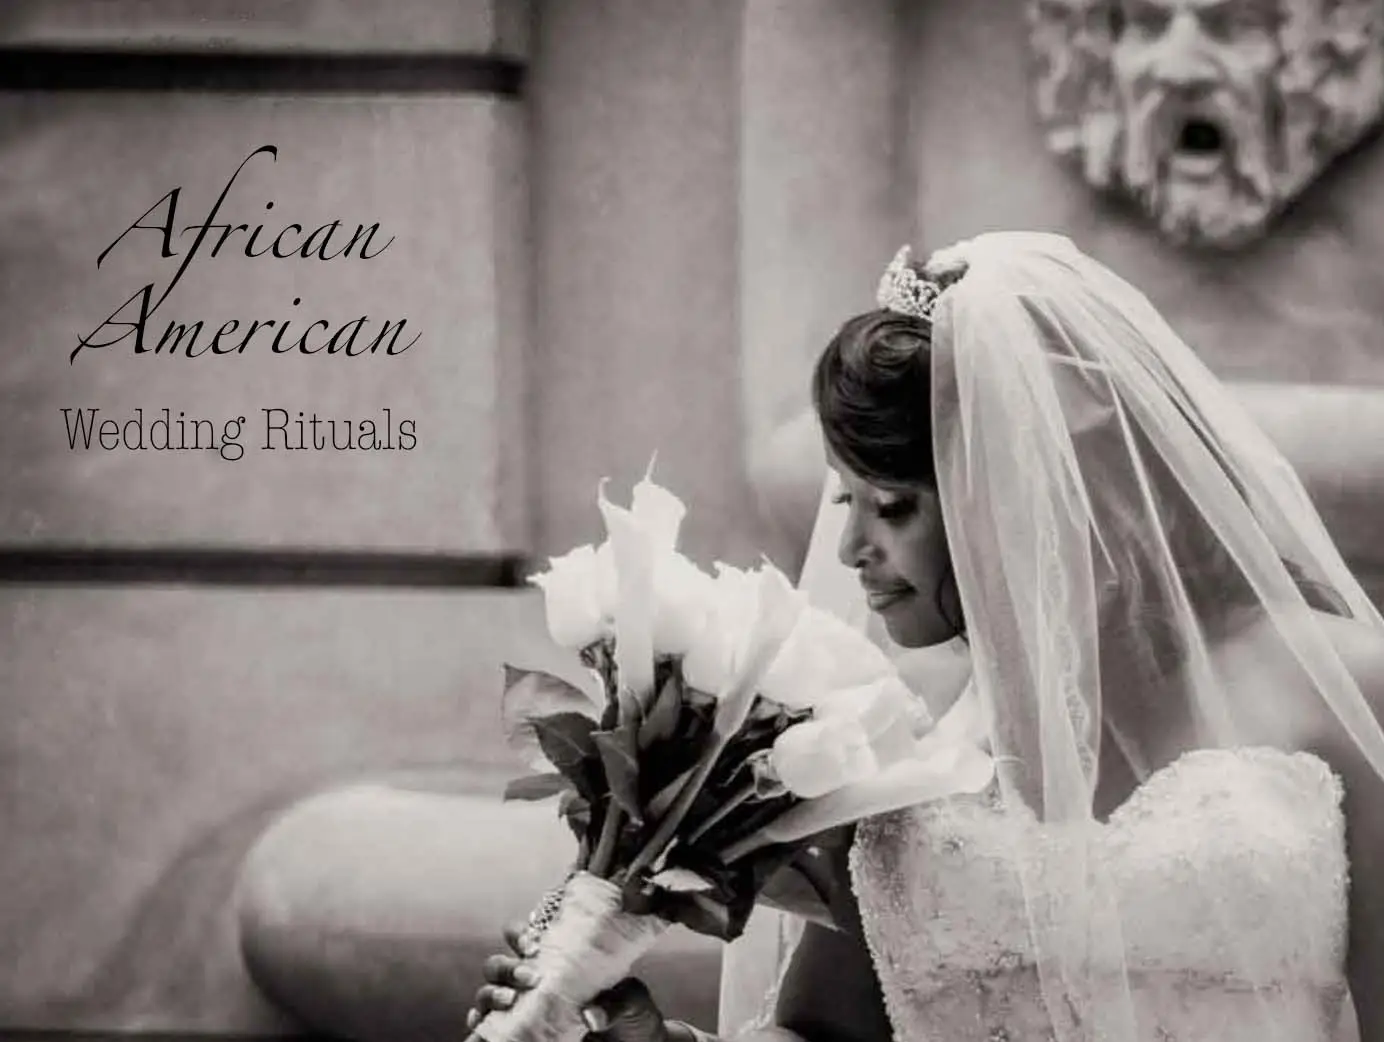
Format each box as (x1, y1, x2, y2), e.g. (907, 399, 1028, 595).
(234, 782, 722, 1042)
(0, 1, 531, 60)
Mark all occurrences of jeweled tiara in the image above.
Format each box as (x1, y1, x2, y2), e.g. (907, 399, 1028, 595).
(875, 245, 943, 321)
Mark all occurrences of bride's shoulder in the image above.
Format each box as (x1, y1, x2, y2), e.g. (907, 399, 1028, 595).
(1283, 608, 1384, 715)
(1304, 609, 1384, 767)
(1226, 608, 1384, 784)
(1313, 609, 1384, 689)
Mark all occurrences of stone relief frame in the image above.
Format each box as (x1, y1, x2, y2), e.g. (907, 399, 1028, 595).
(1025, 0, 1384, 247)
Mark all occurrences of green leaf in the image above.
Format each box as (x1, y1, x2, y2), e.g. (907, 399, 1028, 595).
(502, 772, 573, 802)
(712, 791, 797, 855)
(647, 763, 697, 821)
(682, 892, 735, 937)
(502, 666, 600, 771)
(661, 890, 754, 941)
(639, 696, 712, 803)
(683, 686, 719, 715)
(753, 847, 844, 931)
(621, 882, 659, 916)
(594, 723, 643, 824)
(559, 789, 592, 841)
(651, 866, 715, 893)
(801, 824, 854, 851)
(532, 713, 600, 797)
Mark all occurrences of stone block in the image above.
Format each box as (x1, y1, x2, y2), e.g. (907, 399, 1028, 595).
(0, 0, 530, 59)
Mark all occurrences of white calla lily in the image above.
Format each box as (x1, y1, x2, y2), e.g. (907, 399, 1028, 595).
(629, 465, 687, 552)
(758, 604, 896, 710)
(650, 552, 717, 657)
(681, 562, 798, 698)
(588, 466, 721, 700)
(598, 480, 658, 704)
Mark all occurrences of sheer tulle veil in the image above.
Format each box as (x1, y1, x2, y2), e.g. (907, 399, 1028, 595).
(718, 232, 1384, 1042)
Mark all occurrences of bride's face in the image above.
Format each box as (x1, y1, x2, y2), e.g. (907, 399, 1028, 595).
(830, 453, 956, 648)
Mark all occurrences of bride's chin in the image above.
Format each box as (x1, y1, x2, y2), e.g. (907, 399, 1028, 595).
(879, 615, 927, 649)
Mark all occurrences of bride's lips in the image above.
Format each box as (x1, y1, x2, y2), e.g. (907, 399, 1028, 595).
(863, 582, 915, 611)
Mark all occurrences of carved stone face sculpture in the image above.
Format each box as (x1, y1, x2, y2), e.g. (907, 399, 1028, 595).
(1026, 0, 1384, 247)
(1027, 0, 1122, 178)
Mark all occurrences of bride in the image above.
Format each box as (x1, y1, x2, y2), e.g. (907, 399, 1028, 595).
(471, 232, 1384, 1042)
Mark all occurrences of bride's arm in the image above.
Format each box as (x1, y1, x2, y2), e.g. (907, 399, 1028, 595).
(771, 921, 893, 1042)
(670, 916, 889, 1042)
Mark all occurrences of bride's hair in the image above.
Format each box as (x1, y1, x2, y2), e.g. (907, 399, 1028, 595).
(812, 308, 935, 490)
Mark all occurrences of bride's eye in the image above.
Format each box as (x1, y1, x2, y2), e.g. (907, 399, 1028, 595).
(876, 495, 918, 522)
(831, 491, 852, 506)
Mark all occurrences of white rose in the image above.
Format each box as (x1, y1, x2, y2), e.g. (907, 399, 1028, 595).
(528, 544, 612, 650)
(769, 718, 877, 798)
(758, 605, 896, 710)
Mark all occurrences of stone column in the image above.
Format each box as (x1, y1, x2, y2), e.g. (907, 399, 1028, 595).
(738, 0, 908, 571)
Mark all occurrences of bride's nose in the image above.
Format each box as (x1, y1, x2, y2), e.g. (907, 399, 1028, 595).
(837, 511, 880, 568)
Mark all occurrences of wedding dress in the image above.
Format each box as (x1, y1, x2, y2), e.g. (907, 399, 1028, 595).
(850, 691, 1354, 1042)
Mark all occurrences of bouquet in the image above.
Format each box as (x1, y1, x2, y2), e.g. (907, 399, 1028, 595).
(473, 468, 993, 1042)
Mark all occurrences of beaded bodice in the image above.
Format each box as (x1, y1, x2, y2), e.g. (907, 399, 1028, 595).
(849, 747, 1353, 1042)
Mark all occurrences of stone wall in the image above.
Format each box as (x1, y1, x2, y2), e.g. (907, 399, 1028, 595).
(0, 3, 543, 1033)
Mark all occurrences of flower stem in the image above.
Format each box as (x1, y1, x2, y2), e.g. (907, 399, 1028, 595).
(589, 799, 624, 878)
(684, 780, 755, 847)
(717, 831, 764, 865)
(624, 739, 725, 881)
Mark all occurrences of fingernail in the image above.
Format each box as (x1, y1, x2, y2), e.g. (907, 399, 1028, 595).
(518, 931, 540, 957)
(513, 966, 541, 987)
(493, 987, 516, 1008)
(581, 1006, 609, 1032)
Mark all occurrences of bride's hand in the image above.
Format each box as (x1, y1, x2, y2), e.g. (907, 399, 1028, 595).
(467, 920, 541, 1031)
(580, 977, 674, 1042)
(465, 921, 674, 1042)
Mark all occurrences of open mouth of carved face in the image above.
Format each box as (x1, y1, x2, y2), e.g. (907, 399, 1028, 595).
(1170, 117, 1228, 179)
